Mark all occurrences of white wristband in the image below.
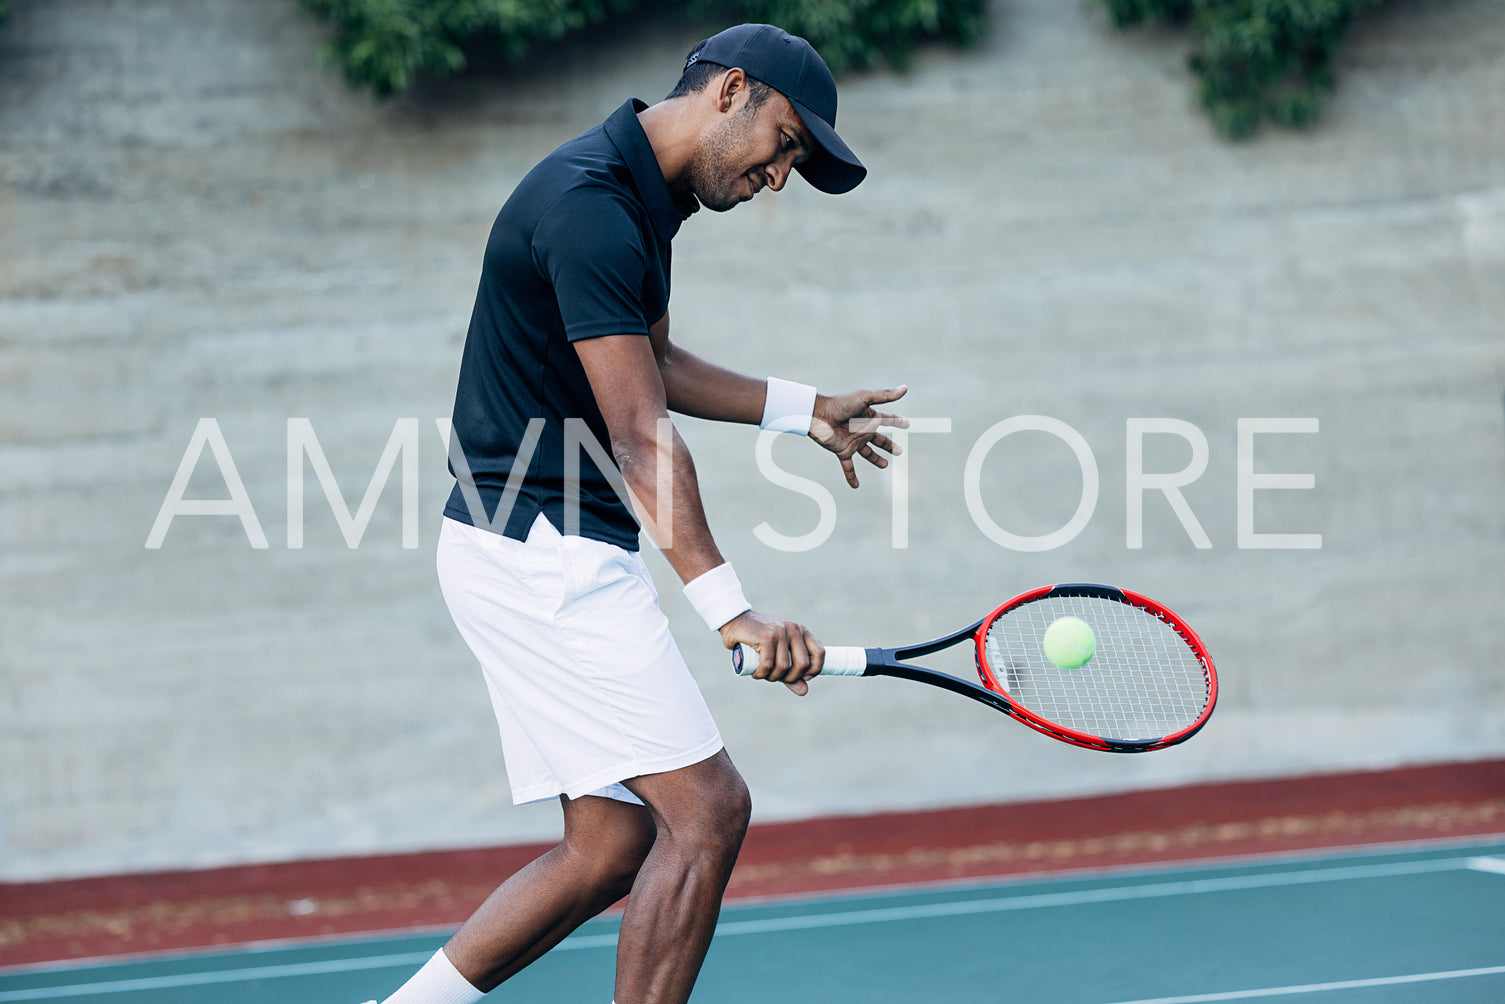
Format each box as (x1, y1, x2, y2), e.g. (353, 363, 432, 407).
(760, 377, 817, 435)
(683, 563, 752, 632)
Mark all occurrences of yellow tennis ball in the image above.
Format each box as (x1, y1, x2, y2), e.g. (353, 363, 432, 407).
(1042, 616, 1096, 669)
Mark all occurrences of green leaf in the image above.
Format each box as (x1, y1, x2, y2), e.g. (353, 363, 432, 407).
(296, 0, 991, 96)
(1098, 0, 1392, 137)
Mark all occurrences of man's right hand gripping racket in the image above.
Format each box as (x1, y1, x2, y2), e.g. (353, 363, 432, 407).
(732, 583, 1216, 753)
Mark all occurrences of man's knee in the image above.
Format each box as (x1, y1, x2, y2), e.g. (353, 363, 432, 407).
(625, 751, 752, 861)
(560, 798, 657, 891)
(715, 769, 752, 838)
(597, 816, 657, 884)
(670, 762, 751, 863)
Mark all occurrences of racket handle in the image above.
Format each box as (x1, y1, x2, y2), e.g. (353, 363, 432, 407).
(731, 644, 869, 677)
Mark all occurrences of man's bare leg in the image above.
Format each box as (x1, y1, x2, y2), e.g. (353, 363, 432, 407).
(614, 749, 752, 1004)
(442, 794, 657, 991)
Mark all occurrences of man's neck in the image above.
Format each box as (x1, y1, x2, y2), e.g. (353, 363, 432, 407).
(636, 99, 699, 203)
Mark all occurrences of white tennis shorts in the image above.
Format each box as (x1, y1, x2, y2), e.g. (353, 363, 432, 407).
(436, 514, 724, 805)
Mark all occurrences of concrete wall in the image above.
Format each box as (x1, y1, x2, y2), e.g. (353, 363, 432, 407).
(2, 0, 1502, 880)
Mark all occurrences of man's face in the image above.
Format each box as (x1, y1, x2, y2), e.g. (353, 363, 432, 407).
(690, 89, 814, 212)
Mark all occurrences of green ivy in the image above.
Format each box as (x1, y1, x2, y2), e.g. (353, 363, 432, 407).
(700, 0, 989, 75)
(1098, 0, 1390, 138)
(296, 0, 633, 97)
(295, 0, 987, 97)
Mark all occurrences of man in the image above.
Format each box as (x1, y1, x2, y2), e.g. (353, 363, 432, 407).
(370, 23, 906, 1004)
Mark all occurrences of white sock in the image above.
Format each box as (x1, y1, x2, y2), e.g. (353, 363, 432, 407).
(381, 949, 485, 1004)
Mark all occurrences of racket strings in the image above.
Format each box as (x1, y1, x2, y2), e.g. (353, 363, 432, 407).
(983, 595, 1209, 741)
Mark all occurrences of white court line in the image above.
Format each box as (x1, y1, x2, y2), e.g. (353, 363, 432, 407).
(1099, 964, 1505, 1003)
(0, 855, 1482, 1001)
(710, 857, 1466, 938)
(1466, 856, 1505, 876)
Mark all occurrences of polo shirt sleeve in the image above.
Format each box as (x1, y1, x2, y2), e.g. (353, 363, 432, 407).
(533, 188, 651, 342)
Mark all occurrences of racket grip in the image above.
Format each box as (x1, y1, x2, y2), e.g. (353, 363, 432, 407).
(731, 644, 869, 677)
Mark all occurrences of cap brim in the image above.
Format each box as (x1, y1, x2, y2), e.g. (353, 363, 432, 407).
(789, 96, 866, 195)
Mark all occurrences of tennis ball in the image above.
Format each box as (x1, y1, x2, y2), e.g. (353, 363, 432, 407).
(1042, 616, 1096, 669)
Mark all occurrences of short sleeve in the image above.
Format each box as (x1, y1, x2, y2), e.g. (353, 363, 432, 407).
(533, 188, 651, 342)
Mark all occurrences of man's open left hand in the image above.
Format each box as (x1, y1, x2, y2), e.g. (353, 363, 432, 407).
(809, 386, 910, 488)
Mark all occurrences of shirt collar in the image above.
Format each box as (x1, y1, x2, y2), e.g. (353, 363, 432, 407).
(603, 99, 697, 241)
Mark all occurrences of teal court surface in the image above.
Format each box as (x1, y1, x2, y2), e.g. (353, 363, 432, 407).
(4, 838, 1503, 1003)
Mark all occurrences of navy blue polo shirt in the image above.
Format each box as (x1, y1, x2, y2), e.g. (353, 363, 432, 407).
(444, 100, 696, 550)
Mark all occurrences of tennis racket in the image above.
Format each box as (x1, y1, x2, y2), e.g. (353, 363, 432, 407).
(732, 582, 1216, 753)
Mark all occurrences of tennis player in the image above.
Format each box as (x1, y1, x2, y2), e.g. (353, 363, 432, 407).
(367, 23, 906, 1004)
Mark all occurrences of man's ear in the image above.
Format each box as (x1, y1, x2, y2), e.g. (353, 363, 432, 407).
(713, 67, 748, 114)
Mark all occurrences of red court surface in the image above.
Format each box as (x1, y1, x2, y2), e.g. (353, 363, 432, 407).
(3, 759, 1501, 968)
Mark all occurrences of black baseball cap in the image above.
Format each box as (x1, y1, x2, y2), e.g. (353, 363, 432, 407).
(688, 23, 866, 195)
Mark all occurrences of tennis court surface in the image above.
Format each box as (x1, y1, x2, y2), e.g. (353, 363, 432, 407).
(3, 762, 1502, 1002)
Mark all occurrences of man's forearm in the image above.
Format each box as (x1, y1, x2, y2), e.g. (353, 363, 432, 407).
(658, 341, 767, 424)
(613, 423, 725, 585)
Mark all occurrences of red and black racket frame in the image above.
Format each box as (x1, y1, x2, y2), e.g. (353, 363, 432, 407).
(856, 583, 1218, 753)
